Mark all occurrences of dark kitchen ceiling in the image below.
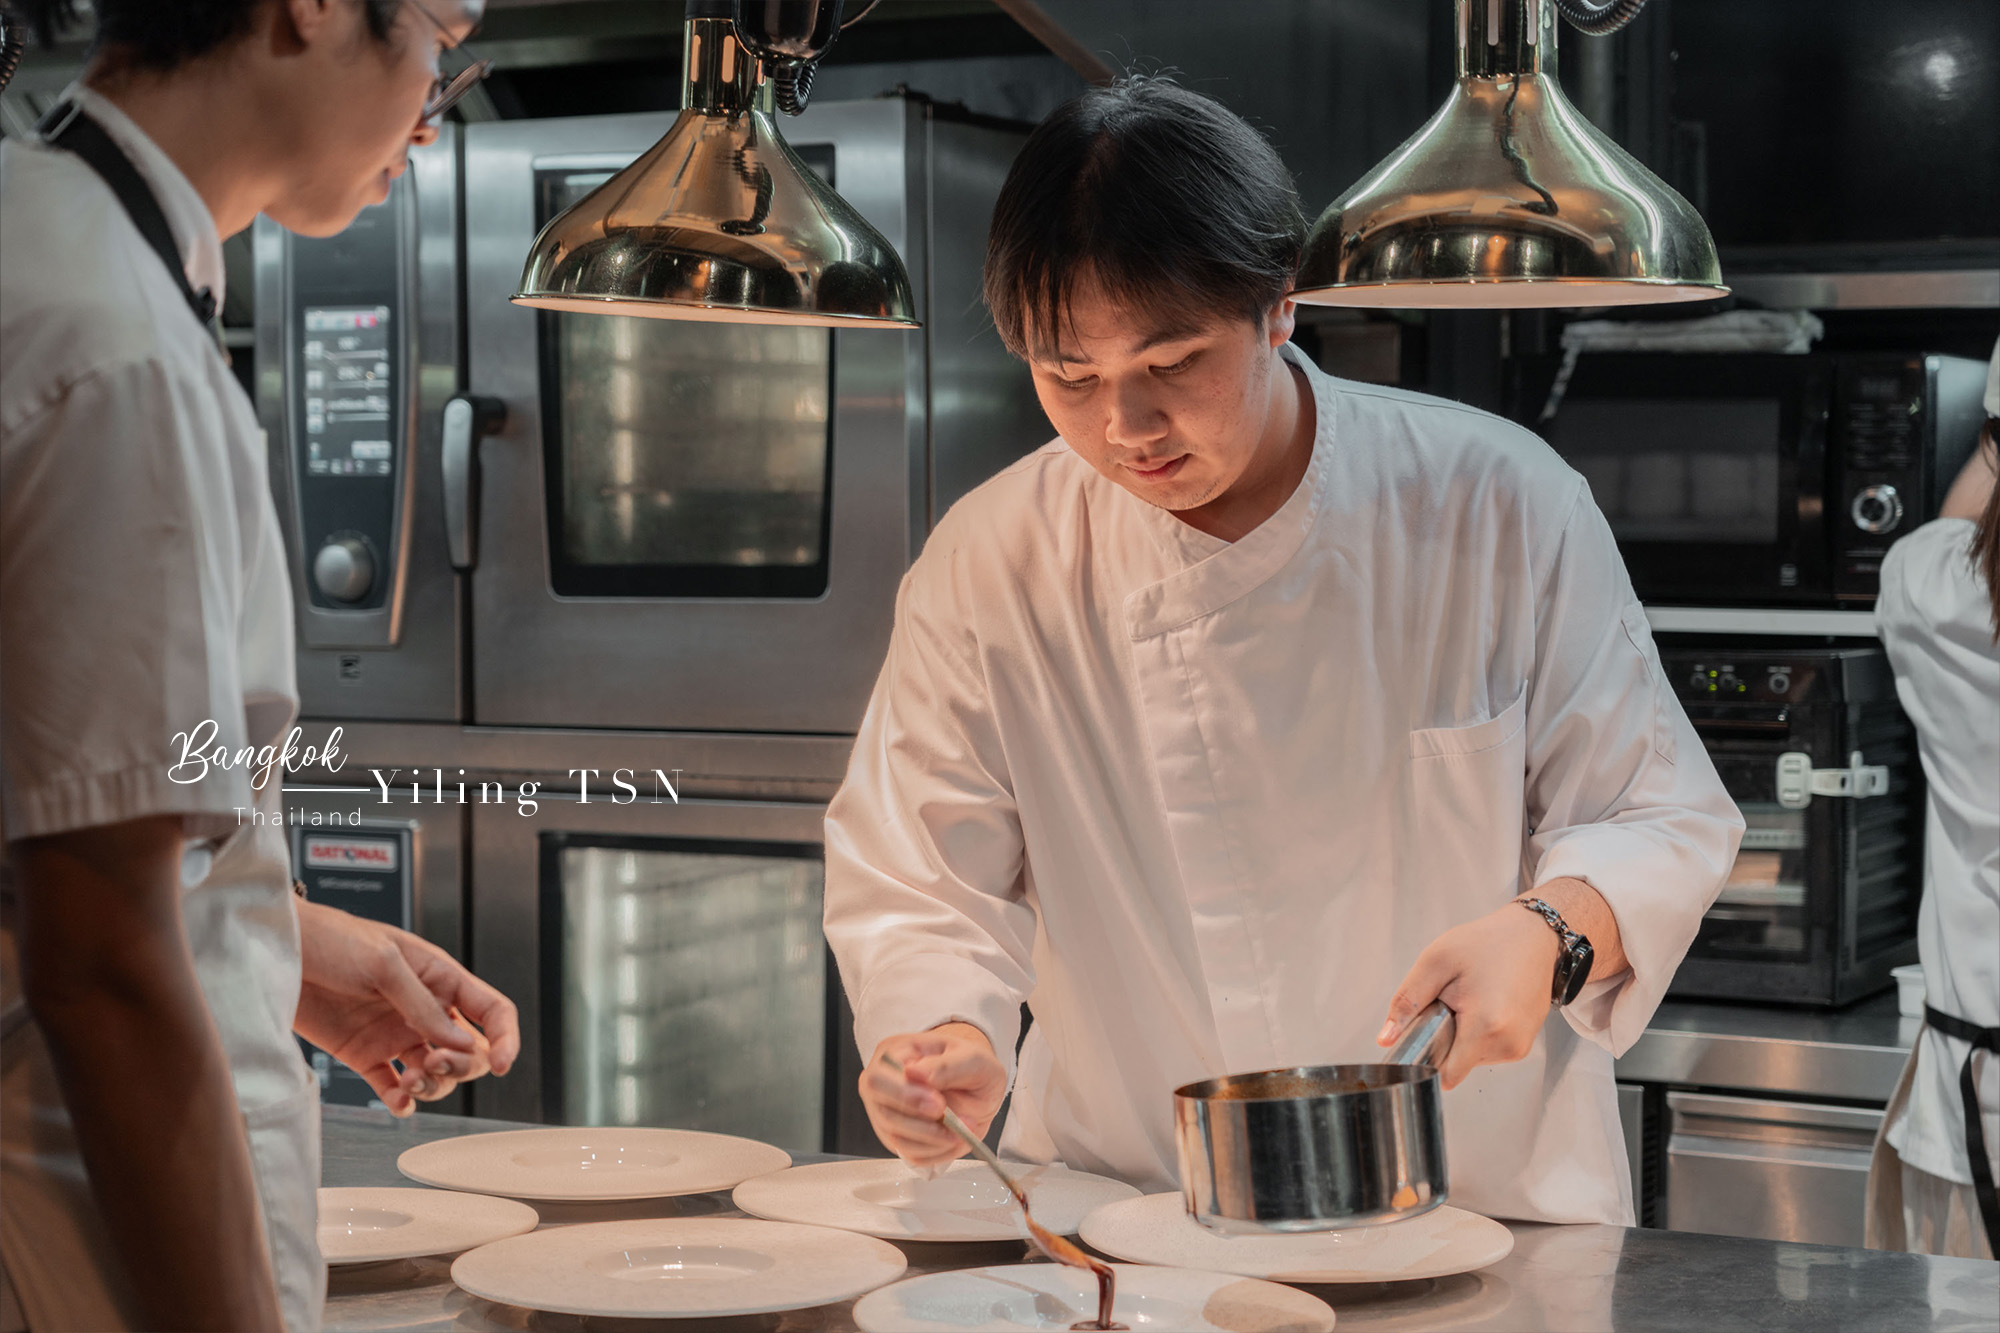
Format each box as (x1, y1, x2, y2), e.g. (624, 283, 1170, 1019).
(469, 0, 1436, 215)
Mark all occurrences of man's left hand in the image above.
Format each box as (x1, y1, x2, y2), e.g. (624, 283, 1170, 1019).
(293, 901, 521, 1116)
(1376, 878, 1627, 1090)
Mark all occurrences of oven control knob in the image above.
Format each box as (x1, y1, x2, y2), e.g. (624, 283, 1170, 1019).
(313, 535, 375, 603)
(1850, 485, 1904, 535)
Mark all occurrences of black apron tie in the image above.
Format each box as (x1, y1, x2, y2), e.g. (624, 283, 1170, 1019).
(35, 100, 221, 337)
(1923, 1003, 1999, 1250)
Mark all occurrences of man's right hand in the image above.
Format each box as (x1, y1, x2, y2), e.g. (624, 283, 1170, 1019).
(860, 1022, 1008, 1167)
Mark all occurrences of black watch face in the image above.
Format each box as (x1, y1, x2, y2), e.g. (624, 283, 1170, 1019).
(1560, 938, 1595, 1005)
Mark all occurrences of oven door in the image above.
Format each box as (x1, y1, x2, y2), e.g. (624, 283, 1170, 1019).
(468, 793, 873, 1156)
(1670, 709, 1845, 1003)
(1512, 353, 1833, 606)
(460, 103, 923, 734)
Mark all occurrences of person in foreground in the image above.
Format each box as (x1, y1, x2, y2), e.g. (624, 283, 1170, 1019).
(1, 3, 507, 1330)
(823, 77, 1744, 1225)
(1864, 340, 2000, 1261)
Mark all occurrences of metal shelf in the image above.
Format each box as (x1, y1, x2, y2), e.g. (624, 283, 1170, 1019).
(1724, 270, 1999, 311)
(1645, 606, 1878, 638)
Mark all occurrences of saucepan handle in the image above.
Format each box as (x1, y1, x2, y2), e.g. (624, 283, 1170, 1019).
(1387, 999, 1456, 1070)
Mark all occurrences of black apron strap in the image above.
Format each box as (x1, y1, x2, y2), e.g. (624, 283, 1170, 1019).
(35, 99, 220, 334)
(1924, 1003, 2000, 1251)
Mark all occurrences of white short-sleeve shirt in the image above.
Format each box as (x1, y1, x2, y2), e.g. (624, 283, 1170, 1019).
(0, 88, 321, 1331)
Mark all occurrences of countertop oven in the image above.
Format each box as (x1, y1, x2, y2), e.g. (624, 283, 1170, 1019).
(1662, 645, 1922, 1006)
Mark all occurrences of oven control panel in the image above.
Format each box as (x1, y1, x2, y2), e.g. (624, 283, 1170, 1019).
(286, 189, 406, 617)
(1673, 657, 1815, 704)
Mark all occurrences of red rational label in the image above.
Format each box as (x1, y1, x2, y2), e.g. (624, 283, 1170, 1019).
(304, 837, 398, 872)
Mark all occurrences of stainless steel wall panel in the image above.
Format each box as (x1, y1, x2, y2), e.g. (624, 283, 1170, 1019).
(925, 113, 1051, 531)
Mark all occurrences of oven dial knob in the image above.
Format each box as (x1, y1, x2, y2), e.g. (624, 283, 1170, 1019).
(1850, 485, 1904, 535)
(313, 535, 375, 603)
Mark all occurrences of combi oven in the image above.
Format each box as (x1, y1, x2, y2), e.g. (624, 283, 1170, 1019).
(259, 98, 1040, 1137)
(255, 97, 1042, 730)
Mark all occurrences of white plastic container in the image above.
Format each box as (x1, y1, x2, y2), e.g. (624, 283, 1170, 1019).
(1892, 963, 1926, 1020)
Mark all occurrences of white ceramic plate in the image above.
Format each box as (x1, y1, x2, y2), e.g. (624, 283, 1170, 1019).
(852, 1263, 1335, 1333)
(732, 1158, 1140, 1241)
(396, 1127, 791, 1201)
(1080, 1192, 1514, 1283)
(449, 1217, 906, 1318)
(317, 1187, 539, 1265)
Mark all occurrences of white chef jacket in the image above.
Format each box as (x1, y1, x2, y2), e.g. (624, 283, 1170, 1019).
(1876, 517, 2000, 1188)
(825, 343, 1743, 1225)
(0, 87, 323, 1331)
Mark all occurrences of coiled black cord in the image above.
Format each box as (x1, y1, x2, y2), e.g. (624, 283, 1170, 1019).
(773, 61, 814, 117)
(1554, 0, 1646, 36)
(0, 5, 26, 97)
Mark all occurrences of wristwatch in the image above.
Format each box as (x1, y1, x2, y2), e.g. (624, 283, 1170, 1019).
(1518, 897, 1593, 1005)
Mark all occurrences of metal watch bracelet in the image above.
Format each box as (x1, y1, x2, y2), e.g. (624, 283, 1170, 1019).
(1517, 895, 1592, 1005)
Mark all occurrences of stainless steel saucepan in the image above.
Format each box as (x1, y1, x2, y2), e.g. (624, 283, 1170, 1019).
(1173, 1000, 1456, 1234)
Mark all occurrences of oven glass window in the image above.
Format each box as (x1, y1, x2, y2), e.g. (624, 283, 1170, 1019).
(1547, 399, 1782, 544)
(547, 837, 827, 1153)
(1699, 803, 1810, 958)
(534, 152, 836, 597)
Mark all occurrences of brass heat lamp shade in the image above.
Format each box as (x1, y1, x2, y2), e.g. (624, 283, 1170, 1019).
(513, 15, 918, 328)
(1295, 0, 1726, 309)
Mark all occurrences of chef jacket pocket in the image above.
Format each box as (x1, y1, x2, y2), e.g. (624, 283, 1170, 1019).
(1404, 690, 1530, 900)
(1408, 688, 1528, 760)
(241, 1077, 326, 1332)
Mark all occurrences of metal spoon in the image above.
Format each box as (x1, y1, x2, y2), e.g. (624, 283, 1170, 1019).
(877, 1052, 1124, 1330)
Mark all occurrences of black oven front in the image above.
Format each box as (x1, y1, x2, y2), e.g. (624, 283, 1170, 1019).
(1662, 645, 1921, 1006)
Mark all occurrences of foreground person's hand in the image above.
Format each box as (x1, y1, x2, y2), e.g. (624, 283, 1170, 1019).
(293, 901, 522, 1115)
(1377, 878, 1627, 1090)
(862, 1023, 1009, 1167)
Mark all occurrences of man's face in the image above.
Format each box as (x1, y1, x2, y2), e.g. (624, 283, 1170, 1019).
(264, 1, 482, 237)
(1024, 272, 1297, 515)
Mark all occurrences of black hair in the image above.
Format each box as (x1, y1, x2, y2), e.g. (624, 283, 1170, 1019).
(982, 75, 1306, 362)
(19, 0, 399, 71)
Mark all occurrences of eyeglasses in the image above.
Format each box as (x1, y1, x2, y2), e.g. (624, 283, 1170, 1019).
(401, 0, 495, 125)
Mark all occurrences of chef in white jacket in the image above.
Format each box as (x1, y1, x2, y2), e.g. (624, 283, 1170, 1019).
(824, 77, 1743, 1225)
(1865, 339, 2000, 1260)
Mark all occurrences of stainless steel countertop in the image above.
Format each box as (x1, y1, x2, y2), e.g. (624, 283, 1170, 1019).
(319, 1105, 1997, 1333)
(1615, 992, 1919, 1102)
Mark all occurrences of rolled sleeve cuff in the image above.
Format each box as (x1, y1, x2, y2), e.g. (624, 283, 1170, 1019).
(1535, 827, 1722, 1058)
(4, 759, 255, 843)
(852, 954, 1026, 1085)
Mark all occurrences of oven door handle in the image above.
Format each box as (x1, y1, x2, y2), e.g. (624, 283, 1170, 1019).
(442, 395, 507, 571)
(1775, 749, 1890, 809)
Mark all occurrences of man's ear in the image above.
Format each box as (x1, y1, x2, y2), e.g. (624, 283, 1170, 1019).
(280, 0, 338, 50)
(1266, 288, 1298, 349)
